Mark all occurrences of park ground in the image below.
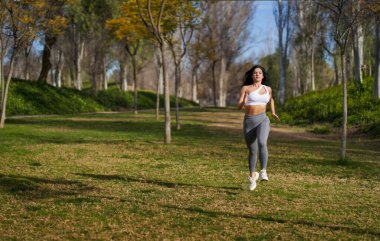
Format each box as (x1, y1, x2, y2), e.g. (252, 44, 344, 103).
(0, 108, 379, 240)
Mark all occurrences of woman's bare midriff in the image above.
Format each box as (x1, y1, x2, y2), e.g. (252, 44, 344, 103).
(244, 105, 267, 116)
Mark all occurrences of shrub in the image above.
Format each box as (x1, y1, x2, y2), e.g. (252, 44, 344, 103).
(281, 77, 380, 136)
(6, 79, 198, 116)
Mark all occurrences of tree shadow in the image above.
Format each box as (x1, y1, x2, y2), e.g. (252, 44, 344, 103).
(75, 173, 242, 193)
(278, 157, 380, 180)
(161, 204, 380, 237)
(0, 174, 96, 200)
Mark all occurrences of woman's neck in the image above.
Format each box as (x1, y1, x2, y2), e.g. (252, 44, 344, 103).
(253, 82, 262, 87)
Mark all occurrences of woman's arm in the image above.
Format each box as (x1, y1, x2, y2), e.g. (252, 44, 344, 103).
(237, 86, 247, 110)
(268, 87, 280, 121)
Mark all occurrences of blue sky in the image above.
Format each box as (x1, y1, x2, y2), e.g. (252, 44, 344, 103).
(31, 1, 277, 66)
(241, 0, 277, 63)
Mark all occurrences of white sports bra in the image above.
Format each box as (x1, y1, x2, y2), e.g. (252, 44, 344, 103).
(245, 85, 270, 106)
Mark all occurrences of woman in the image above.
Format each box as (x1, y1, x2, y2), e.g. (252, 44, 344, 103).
(237, 65, 280, 191)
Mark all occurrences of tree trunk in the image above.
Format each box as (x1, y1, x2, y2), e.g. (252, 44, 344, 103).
(91, 53, 99, 93)
(91, 71, 97, 93)
(211, 61, 217, 107)
(0, 53, 15, 128)
(161, 42, 171, 144)
(218, 56, 226, 107)
(132, 56, 138, 114)
(332, 51, 340, 85)
(38, 34, 56, 82)
(277, 0, 286, 105)
(156, 64, 162, 120)
(158, 62, 163, 95)
(353, 24, 364, 87)
(340, 52, 347, 161)
(345, 49, 351, 82)
(192, 68, 198, 103)
(55, 49, 63, 88)
(75, 38, 84, 90)
(174, 63, 181, 130)
(156, 63, 163, 120)
(178, 61, 183, 98)
(310, 36, 316, 91)
(24, 47, 30, 80)
(120, 60, 128, 91)
(0, 37, 4, 107)
(102, 59, 107, 91)
(375, 19, 380, 99)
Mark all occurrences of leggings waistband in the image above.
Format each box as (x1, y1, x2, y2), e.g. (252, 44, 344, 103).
(244, 112, 267, 119)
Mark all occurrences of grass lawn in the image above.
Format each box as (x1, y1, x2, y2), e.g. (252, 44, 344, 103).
(0, 108, 379, 240)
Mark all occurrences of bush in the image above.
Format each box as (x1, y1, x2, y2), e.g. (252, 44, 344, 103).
(6, 79, 198, 116)
(281, 77, 380, 136)
(8, 79, 105, 115)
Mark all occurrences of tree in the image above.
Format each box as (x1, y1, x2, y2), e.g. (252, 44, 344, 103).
(136, 0, 180, 144)
(65, 0, 90, 90)
(0, 5, 9, 106)
(293, 0, 321, 93)
(366, 1, 380, 98)
(318, 0, 367, 161)
(0, 0, 41, 128)
(274, 0, 294, 105)
(196, 1, 253, 107)
(352, 2, 364, 87)
(375, 21, 380, 98)
(166, 1, 199, 130)
(37, 0, 67, 82)
(107, 0, 152, 114)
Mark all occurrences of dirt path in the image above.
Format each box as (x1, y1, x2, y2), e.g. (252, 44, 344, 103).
(184, 110, 337, 142)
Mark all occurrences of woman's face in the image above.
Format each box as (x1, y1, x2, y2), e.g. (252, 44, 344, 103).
(252, 68, 264, 83)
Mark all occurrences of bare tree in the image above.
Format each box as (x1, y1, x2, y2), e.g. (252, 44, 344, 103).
(293, 0, 322, 93)
(352, 1, 364, 86)
(375, 21, 380, 98)
(366, 1, 380, 98)
(136, 0, 171, 144)
(318, 0, 366, 161)
(274, 0, 294, 105)
(198, 1, 253, 107)
(167, 8, 195, 130)
(154, 47, 163, 120)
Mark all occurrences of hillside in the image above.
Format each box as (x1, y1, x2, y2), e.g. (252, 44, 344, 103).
(6, 79, 198, 116)
(281, 77, 380, 136)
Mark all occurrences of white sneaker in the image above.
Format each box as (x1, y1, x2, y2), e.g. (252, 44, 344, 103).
(259, 169, 269, 181)
(248, 172, 259, 191)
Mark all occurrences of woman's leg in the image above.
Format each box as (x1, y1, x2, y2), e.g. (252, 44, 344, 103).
(244, 119, 258, 176)
(257, 117, 270, 170)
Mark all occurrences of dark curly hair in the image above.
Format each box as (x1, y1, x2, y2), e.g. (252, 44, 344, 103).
(242, 65, 268, 86)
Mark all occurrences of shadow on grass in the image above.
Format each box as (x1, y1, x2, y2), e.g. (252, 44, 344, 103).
(76, 173, 242, 193)
(0, 174, 96, 199)
(274, 157, 380, 180)
(162, 205, 380, 237)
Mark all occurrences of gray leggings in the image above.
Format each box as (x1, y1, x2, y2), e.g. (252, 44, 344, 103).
(243, 112, 270, 173)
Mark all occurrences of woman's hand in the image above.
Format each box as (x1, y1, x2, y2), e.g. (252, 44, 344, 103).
(271, 112, 280, 122)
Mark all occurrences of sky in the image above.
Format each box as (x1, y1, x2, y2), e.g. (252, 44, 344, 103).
(30, 1, 278, 69)
(241, 0, 277, 63)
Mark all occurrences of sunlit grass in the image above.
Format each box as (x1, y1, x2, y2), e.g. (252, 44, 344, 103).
(0, 108, 379, 240)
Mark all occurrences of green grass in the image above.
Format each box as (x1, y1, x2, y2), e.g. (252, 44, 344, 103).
(7, 79, 197, 116)
(0, 108, 379, 240)
(281, 77, 380, 136)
